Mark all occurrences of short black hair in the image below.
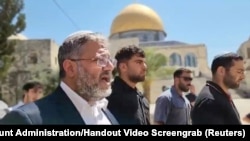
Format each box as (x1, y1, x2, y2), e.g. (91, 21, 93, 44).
(22, 81, 43, 92)
(211, 53, 243, 75)
(162, 85, 168, 92)
(115, 45, 145, 62)
(115, 45, 145, 71)
(173, 68, 192, 78)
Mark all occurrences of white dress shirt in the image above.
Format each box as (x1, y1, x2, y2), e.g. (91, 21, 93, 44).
(60, 81, 111, 125)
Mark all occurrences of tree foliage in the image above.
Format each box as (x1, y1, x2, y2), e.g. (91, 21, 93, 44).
(40, 71, 59, 96)
(0, 0, 26, 79)
(142, 48, 174, 103)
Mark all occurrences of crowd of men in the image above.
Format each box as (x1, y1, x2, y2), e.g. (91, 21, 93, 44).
(0, 30, 249, 125)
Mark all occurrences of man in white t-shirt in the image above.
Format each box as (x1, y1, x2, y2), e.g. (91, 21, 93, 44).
(8, 81, 44, 111)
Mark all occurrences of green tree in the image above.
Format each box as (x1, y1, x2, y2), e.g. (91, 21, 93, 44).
(0, 0, 26, 79)
(141, 48, 174, 103)
(28, 68, 60, 97)
(41, 71, 59, 96)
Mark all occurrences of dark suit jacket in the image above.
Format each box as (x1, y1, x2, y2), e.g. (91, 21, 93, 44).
(0, 86, 118, 125)
(191, 81, 241, 125)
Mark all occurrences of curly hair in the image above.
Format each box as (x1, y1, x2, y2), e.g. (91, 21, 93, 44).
(115, 45, 145, 64)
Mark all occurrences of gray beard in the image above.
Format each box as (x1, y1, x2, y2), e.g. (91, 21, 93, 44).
(76, 66, 111, 101)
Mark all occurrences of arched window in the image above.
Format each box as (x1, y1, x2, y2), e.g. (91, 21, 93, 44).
(169, 53, 182, 66)
(184, 53, 197, 67)
(142, 34, 148, 42)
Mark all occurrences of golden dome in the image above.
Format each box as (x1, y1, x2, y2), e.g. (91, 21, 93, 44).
(110, 3, 166, 36)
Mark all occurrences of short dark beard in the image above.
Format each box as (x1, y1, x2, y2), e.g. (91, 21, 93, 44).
(128, 74, 145, 83)
(179, 84, 189, 92)
(223, 71, 239, 89)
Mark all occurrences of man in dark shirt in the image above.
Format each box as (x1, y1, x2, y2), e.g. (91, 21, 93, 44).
(185, 84, 197, 107)
(107, 45, 150, 125)
(192, 53, 245, 124)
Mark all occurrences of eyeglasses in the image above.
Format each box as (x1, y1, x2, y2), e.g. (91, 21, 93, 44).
(180, 76, 193, 81)
(69, 57, 117, 67)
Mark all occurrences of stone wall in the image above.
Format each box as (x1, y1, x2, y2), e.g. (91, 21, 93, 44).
(0, 39, 59, 106)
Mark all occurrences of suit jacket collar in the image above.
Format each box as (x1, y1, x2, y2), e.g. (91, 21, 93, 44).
(53, 86, 85, 124)
(53, 86, 119, 125)
(102, 109, 119, 125)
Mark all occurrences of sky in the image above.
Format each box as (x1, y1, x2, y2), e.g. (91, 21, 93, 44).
(21, 0, 250, 66)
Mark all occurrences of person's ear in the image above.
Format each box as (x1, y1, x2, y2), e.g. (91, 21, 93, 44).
(63, 60, 77, 77)
(217, 66, 225, 75)
(120, 63, 127, 72)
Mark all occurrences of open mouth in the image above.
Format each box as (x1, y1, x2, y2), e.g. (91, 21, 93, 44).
(101, 76, 111, 83)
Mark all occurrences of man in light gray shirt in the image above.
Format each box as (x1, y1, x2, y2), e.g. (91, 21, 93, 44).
(154, 68, 192, 125)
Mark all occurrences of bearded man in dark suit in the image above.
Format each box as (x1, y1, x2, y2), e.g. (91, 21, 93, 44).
(0, 31, 118, 125)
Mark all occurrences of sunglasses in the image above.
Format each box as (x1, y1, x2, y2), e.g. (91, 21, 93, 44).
(180, 76, 193, 81)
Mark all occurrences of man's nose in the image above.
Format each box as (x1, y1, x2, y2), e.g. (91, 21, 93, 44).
(241, 73, 245, 80)
(143, 62, 147, 70)
(103, 60, 114, 71)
